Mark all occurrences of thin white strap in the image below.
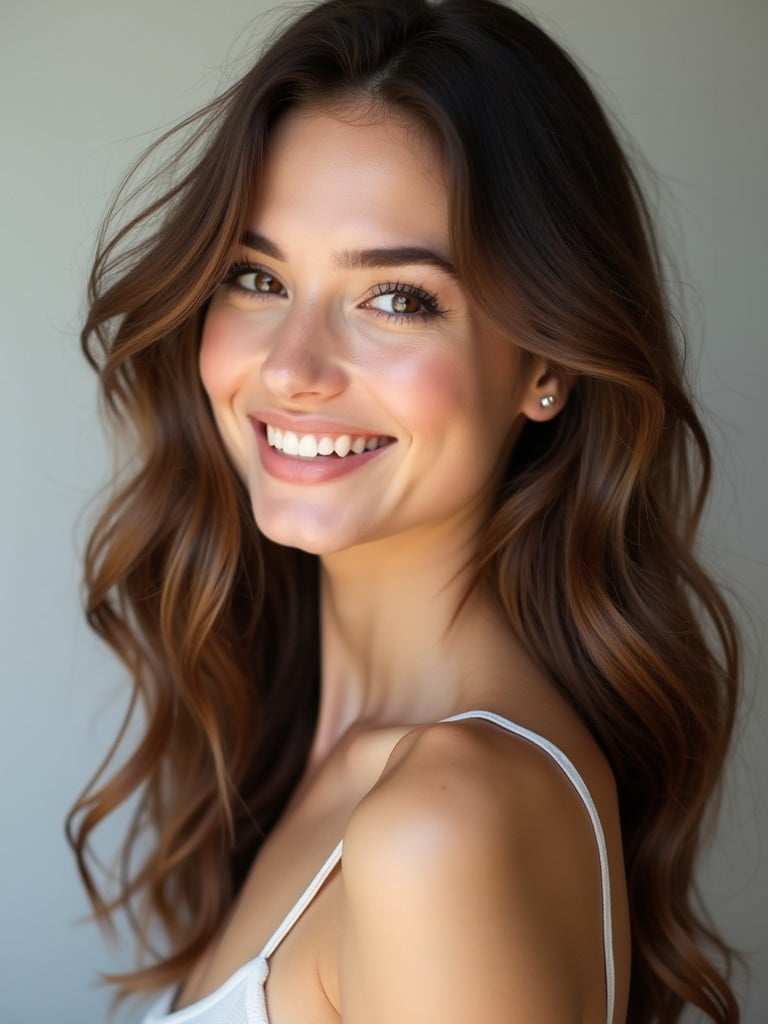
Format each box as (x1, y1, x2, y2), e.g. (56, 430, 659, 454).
(259, 838, 344, 960)
(441, 710, 616, 1024)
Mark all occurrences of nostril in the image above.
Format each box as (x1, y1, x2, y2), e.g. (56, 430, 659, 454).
(259, 326, 349, 402)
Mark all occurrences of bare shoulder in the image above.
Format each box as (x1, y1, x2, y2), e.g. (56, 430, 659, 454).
(344, 713, 617, 877)
(339, 716, 620, 1024)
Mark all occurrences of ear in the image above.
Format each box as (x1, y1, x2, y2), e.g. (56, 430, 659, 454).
(518, 363, 575, 422)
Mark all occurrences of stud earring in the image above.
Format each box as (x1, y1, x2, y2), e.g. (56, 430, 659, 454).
(540, 394, 556, 409)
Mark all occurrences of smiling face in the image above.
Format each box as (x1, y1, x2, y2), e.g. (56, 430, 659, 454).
(200, 102, 541, 556)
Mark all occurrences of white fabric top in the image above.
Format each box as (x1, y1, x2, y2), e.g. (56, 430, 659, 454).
(142, 710, 615, 1024)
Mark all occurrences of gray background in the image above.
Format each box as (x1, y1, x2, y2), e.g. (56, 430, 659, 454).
(1, 1, 765, 1021)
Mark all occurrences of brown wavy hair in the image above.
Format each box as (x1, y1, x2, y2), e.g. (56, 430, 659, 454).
(68, 1, 741, 1020)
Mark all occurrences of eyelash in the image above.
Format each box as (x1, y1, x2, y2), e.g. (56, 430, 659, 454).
(221, 262, 286, 297)
(366, 281, 445, 321)
(220, 263, 446, 321)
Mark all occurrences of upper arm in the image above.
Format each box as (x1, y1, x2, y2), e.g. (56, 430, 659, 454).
(338, 724, 605, 1024)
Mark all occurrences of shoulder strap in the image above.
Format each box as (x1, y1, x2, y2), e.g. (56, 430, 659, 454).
(441, 710, 615, 1024)
(259, 838, 344, 960)
(258, 710, 615, 1024)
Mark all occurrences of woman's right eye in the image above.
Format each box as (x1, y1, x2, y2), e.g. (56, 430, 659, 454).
(222, 263, 287, 297)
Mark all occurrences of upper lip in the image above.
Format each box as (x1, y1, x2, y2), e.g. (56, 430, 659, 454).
(250, 410, 392, 438)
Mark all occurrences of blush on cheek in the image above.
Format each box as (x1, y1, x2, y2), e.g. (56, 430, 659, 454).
(198, 309, 235, 399)
(381, 349, 478, 430)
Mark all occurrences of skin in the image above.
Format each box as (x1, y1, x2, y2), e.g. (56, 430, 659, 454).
(185, 102, 631, 1023)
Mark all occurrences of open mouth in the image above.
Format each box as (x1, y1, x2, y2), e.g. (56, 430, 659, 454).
(265, 424, 393, 460)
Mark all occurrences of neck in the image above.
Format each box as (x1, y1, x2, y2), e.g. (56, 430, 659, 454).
(311, 515, 520, 759)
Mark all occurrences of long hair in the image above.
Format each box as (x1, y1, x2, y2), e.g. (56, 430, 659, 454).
(68, 1, 741, 1020)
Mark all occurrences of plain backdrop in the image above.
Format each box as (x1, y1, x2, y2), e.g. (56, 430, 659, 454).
(1, 1, 766, 1021)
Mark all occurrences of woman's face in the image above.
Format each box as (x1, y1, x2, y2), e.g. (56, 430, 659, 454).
(200, 103, 535, 556)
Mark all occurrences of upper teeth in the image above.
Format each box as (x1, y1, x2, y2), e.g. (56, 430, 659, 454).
(266, 424, 388, 459)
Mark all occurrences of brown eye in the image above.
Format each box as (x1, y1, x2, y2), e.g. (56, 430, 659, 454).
(366, 283, 441, 319)
(222, 264, 288, 298)
(252, 270, 284, 294)
(390, 291, 422, 314)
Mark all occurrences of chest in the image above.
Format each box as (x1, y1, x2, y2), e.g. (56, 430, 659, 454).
(174, 729, 404, 1021)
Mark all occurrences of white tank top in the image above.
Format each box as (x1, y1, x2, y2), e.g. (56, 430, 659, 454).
(142, 710, 616, 1024)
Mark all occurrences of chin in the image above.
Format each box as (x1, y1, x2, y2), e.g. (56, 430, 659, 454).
(251, 501, 362, 557)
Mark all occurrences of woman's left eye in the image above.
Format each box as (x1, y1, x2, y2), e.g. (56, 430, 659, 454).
(364, 284, 443, 320)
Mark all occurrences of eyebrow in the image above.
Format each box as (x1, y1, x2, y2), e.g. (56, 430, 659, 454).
(240, 229, 456, 277)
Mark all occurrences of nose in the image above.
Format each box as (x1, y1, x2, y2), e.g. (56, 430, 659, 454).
(260, 307, 348, 403)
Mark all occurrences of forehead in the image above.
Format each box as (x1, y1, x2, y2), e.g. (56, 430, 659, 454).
(250, 102, 450, 251)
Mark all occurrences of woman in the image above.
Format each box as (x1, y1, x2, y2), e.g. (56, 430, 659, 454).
(69, 1, 741, 1021)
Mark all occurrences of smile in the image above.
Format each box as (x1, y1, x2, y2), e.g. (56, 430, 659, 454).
(266, 424, 391, 459)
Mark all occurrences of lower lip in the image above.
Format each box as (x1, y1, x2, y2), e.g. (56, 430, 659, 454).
(252, 421, 392, 484)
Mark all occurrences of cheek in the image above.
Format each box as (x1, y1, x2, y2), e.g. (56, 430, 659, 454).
(389, 349, 472, 428)
(372, 339, 519, 441)
(198, 306, 254, 477)
(198, 310, 230, 402)
(198, 303, 251, 402)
